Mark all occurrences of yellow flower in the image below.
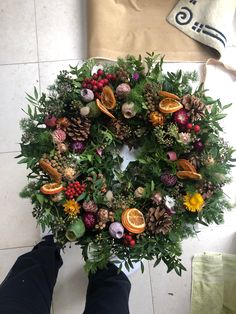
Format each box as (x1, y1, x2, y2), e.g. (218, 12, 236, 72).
(63, 200, 80, 216)
(183, 193, 204, 212)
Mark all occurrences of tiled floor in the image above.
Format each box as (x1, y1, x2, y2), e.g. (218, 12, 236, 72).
(0, 1, 235, 313)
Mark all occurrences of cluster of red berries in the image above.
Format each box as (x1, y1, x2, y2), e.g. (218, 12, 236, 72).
(82, 69, 116, 98)
(186, 123, 201, 133)
(123, 234, 136, 248)
(65, 181, 86, 199)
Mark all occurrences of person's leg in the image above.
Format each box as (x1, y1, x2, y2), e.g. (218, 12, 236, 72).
(0, 235, 63, 314)
(83, 263, 131, 314)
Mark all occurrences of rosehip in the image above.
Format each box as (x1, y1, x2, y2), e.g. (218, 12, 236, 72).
(125, 235, 132, 242)
(194, 125, 201, 133)
(186, 123, 193, 130)
(130, 240, 136, 247)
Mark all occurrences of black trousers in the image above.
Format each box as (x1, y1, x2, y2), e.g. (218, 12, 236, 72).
(0, 236, 131, 314)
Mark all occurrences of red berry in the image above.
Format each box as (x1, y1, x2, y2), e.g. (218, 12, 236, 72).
(92, 74, 98, 80)
(92, 85, 98, 91)
(97, 69, 104, 76)
(129, 240, 136, 247)
(186, 123, 193, 130)
(97, 82, 103, 90)
(103, 78, 109, 84)
(194, 125, 201, 133)
(87, 84, 92, 89)
(106, 73, 112, 80)
(99, 79, 104, 85)
(82, 83, 87, 88)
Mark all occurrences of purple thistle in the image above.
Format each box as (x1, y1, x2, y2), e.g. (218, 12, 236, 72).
(72, 141, 86, 154)
(132, 72, 140, 81)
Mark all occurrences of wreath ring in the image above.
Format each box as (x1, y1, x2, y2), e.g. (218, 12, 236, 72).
(18, 53, 234, 274)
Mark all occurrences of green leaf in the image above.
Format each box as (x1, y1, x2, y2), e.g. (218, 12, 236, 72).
(34, 86, 38, 100)
(36, 193, 45, 205)
(77, 192, 86, 201)
(140, 260, 144, 273)
(17, 157, 29, 164)
(151, 180, 155, 192)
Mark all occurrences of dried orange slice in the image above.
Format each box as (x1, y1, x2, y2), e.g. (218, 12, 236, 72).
(96, 99, 116, 119)
(101, 86, 116, 110)
(159, 98, 183, 114)
(176, 171, 202, 180)
(177, 159, 196, 173)
(121, 208, 145, 234)
(158, 91, 180, 100)
(40, 182, 64, 195)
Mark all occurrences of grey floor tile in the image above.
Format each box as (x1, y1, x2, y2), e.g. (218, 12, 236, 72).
(35, 0, 87, 62)
(0, 63, 39, 152)
(0, 0, 38, 64)
(0, 152, 40, 249)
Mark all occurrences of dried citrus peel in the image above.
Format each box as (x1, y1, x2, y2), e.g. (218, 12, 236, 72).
(177, 171, 202, 180)
(121, 208, 145, 234)
(40, 182, 64, 195)
(101, 86, 116, 109)
(159, 98, 183, 114)
(158, 91, 180, 100)
(177, 159, 196, 173)
(96, 99, 116, 119)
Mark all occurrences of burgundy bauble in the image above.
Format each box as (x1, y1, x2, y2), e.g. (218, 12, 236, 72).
(72, 141, 86, 154)
(194, 140, 204, 152)
(83, 213, 96, 229)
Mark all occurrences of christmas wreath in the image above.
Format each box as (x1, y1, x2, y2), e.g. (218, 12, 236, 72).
(18, 53, 234, 274)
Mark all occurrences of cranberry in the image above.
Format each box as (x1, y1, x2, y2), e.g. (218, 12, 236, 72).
(106, 73, 113, 80)
(97, 69, 104, 76)
(97, 82, 103, 90)
(194, 125, 201, 133)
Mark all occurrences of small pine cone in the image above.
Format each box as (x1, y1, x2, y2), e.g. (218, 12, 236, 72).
(67, 117, 91, 141)
(109, 119, 131, 140)
(83, 200, 98, 213)
(146, 207, 172, 235)
(116, 68, 129, 83)
(181, 94, 206, 122)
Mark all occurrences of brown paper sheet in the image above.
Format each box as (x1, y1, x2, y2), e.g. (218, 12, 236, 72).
(87, 0, 218, 62)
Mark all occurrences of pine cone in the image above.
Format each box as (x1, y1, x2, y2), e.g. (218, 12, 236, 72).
(181, 94, 206, 122)
(146, 206, 172, 235)
(67, 117, 91, 141)
(109, 119, 132, 140)
(115, 68, 129, 83)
